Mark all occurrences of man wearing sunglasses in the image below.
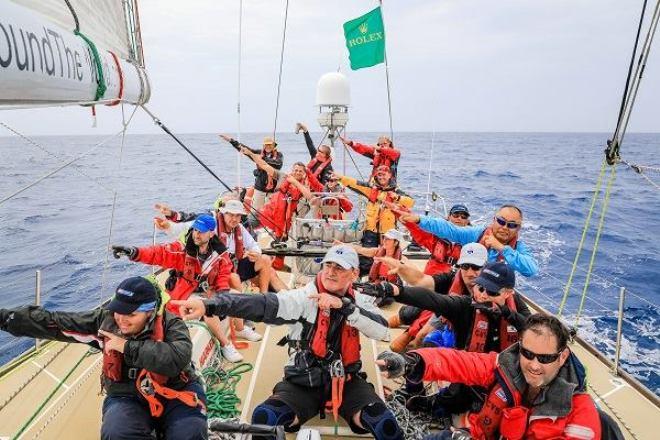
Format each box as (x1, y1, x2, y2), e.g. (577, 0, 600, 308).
(400, 204, 538, 277)
(377, 314, 600, 440)
(339, 134, 401, 179)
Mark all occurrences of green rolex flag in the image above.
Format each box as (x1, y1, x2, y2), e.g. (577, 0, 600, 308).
(343, 7, 386, 70)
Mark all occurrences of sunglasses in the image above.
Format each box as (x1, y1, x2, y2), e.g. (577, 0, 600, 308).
(494, 216, 520, 229)
(520, 346, 563, 364)
(377, 142, 389, 146)
(476, 284, 501, 297)
(459, 263, 482, 272)
(451, 212, 469, 220)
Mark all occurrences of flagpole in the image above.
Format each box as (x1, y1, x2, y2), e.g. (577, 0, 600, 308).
(379, 0, 394, 143)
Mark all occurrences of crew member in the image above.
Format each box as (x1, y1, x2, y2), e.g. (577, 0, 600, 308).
(334, 166, 414, 275)
(340, 135, 401, 178)
(400, 204, 539, 277)
(402, 203, 469, 276)
(377, 314, 601, 440)
(297, 122, 334, 185)
(0, 277, 207, 440)
(112, 215, 245, 363)
(220, 134, 284, 210)
(170, 245, 404, 440)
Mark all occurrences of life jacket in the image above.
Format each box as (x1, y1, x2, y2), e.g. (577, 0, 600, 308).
(466, 296, 519, 353)
(307, 156, 331, 180)
(309, 275, 361, 368)
(366, 185, 398, 234)
(371, 149, 398, 177)
(368, 246, 402, 284)
(478, 227, 519, 261)
(261, 149, 279, 191)
(277, 178, 305, 237)
(102, 314, 203, 417)
(472, 373, 522, 440)
(431, 239, 462, 268)
(448, 271, 470, 296)
(216, 213, 244, 261)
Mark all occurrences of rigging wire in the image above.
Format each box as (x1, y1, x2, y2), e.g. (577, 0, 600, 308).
(0, 122, 113, 194)
(272, 0, 290, 139)
(236, 0, 243, 188)
(378, 0, 395, 142)
(140, 105, 280, 241)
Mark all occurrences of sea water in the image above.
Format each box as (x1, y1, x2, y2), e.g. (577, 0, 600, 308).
(0, 131, 658, 394)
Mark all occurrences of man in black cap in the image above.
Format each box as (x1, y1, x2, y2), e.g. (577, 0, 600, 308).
(0, 276, 207, 440)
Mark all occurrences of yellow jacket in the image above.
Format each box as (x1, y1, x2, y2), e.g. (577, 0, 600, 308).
(340, 176, 415, 234)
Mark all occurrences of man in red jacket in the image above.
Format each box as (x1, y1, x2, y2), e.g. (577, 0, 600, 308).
(340, 135, 401, 179)
(112, 214, 244, 362)
(377, 314, 601, 440)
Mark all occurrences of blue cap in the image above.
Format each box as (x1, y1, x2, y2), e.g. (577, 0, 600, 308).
(449, 204, 469, 215)
(106, 277, 158, 314)
(474, 262, 515, 293)
(191, 214, 216, 233)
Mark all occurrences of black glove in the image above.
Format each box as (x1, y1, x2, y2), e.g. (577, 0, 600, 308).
(111, 245, 137, 260)
(338, 296, 356, 317)
(0, 309, 10, 330)
(376, 351, 422, 379)
(352, 281, 395, 299)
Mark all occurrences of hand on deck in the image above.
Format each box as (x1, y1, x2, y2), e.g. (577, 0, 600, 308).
(154, 203, 173, 217)
(308, 293, 343, 311)
(98, 330, 127, 354)
(170, 298, 206, 320)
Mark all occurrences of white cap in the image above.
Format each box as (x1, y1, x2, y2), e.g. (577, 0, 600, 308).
(321, 245, 359, 269)
(456, 243, 488, 266)
(383, 229, 405, 242)
(219, 199, 247, 215)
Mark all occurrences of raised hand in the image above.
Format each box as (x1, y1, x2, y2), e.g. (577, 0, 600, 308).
(154, 203, 173, 217)
(98, 329, 127, 353)
(295, 122, 308, 134)
(170, 298, 206, 320)
(338, 135, 351, 146)
(153, 217, 170, 231)
(219, 134, 233, 143)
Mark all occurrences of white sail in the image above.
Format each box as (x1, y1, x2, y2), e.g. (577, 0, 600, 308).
(11, 0, 137, 62)
(0, 0, 149, 107)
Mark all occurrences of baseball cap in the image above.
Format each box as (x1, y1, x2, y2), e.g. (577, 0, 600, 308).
(191, 214, 216, 233)
(456, 243, 487, 266)
(449, 204, 470, 216)
(220, 199, 247, 215)
(106, 277, 158, 314)
(321, 245, 359, 269)
(263, 136, 276, 146)
(474, 262, 516, 293)
(383, 229, 405, 242)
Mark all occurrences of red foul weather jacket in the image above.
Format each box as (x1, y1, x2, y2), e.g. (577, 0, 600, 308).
(135, 241, 233, 314)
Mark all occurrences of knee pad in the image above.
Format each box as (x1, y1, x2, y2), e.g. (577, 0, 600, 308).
(252, 398, 296, 428)
(360, 402, 403, 440)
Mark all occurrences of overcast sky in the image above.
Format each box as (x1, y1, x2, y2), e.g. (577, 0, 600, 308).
(3, 0, 659, 135)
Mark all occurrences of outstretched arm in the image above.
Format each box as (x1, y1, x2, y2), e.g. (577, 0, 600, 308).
(0, 306, 105, 347)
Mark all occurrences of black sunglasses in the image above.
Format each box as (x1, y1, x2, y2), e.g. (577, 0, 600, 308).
(459, 263, 482, 272)
(377, 142, 389, 146)
(451, 212, 469, 220)
(494, 215, 520, 229)
(476, 284, 501, 297)
(520, 346, 563, 364)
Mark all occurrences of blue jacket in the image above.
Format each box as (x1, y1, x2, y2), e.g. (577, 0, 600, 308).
(418, 217, 539, 277)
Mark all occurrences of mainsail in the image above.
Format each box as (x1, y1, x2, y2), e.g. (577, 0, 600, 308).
(0, 0, 149, 106)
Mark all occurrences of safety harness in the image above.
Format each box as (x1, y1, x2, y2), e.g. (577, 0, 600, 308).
(102, 315, 205, 417)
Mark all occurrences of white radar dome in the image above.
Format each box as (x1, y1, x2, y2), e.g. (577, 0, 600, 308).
(316, 72, 350, 107)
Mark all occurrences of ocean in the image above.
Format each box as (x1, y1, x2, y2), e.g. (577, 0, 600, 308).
(0, 131, 658, 395)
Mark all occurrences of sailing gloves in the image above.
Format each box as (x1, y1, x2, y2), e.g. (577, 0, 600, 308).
(377, 350, 424, 380)
(111, 245, 138, 260)
(0, 309, 10, 330)
(352, 281, 396, 299)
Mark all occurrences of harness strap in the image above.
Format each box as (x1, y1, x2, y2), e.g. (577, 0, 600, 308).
(136, 369, 205, 418)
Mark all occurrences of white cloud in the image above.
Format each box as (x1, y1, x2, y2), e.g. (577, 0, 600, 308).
(1, 0, 658, 135)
